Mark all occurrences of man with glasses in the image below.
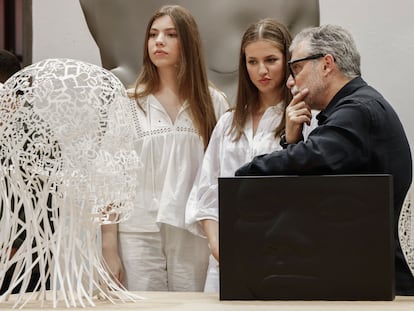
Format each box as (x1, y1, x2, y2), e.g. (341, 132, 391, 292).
(236, 24, 414, 296)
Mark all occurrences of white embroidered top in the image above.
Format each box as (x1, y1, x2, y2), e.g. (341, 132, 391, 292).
(185, 103, 317, 237)
(119, 87, 229, 232)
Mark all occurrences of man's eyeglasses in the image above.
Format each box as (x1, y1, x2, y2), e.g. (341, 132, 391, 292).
(288, 53, 325, 79)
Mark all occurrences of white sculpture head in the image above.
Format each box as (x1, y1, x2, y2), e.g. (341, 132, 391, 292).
(0, 58, 141, 308)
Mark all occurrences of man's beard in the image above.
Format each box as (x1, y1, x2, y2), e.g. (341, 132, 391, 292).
(290, 77, 325, 110)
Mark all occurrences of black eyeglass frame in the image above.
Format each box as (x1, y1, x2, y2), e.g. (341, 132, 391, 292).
(288, 53, 325, 79)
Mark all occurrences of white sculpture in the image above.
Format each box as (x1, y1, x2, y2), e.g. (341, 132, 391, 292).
(0, 59, 142, 308)
(399, 191, 414, 278)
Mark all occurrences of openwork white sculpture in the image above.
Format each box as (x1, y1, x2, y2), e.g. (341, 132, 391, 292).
(0, 59, 142, 308)
(399, 191, 414, 277)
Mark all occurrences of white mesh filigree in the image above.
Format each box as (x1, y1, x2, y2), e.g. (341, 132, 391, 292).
(0, 58, 142, 308)
(398, 190, 414, 277)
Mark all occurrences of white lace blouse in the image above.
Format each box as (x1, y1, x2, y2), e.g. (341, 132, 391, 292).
(118, 87, 229, 232)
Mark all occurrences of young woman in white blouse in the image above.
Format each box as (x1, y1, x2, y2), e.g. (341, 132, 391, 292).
(186, 18, 301, 292)
(101, 5, 228, 291)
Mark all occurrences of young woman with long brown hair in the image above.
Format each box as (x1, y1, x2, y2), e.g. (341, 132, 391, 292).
(101, 5, 228, 291)
(186, 18, 315, 292)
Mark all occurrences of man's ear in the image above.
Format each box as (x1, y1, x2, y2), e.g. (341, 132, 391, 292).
(322, 54, 335, 76)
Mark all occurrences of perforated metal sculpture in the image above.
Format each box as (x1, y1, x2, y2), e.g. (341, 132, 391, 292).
(0, 58, 142, 308)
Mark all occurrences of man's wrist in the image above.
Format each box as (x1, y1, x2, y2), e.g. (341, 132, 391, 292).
(280, 132, 289, 149)
(280, 132, 304, 149)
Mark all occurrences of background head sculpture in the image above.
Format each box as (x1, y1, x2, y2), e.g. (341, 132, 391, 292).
(0, 58, 141, 308)
(79, 0, 320, 103)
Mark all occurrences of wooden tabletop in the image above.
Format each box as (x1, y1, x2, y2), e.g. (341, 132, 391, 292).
(1, 291, 414, 310)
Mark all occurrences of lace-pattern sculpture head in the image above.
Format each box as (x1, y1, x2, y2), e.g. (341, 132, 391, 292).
(399, 192, 414, 278)
(0, 58, 141, 308)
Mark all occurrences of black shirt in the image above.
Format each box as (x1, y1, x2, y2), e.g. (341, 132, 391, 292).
(236, 77, 414, 295)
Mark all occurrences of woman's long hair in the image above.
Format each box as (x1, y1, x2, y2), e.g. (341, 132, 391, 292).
(132, 5, 217, 149)
(231, 18, 292, 141)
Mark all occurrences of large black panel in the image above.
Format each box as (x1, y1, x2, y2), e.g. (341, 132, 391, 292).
(219, 175, 394, 300)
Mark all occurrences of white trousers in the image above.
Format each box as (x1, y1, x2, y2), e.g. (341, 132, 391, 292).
(118, 224, 210, 291)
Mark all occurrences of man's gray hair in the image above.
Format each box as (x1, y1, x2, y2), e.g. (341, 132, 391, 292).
(290, 24, 361, 79)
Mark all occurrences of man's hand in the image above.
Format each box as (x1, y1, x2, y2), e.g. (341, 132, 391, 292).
(285, 88, 312, 143)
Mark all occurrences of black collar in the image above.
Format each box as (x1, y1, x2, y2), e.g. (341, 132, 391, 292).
(316, 76, 366, 124)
